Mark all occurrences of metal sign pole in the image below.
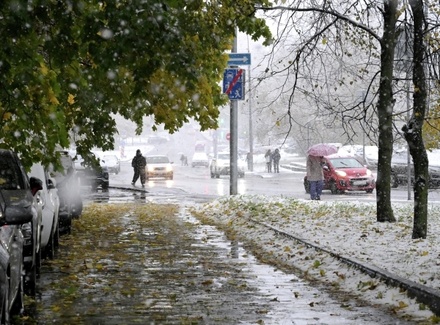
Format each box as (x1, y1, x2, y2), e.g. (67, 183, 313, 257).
(230, 32, 238, 195)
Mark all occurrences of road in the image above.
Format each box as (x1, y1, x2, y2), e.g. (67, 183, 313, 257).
(110, 159, 440, 203)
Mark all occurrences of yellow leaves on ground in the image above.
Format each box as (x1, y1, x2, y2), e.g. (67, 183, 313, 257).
(67, 93, 76, 105)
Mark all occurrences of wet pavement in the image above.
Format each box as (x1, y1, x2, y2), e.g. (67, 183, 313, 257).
(18, 188, 421, 324)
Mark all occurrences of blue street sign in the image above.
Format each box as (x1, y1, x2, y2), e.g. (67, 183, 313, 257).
(223, 69, 245, 100)
(227, 53, 251, 66)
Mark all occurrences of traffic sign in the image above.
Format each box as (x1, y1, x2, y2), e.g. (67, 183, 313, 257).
(223, 68, 245, 100)
(227, 53, 251, 66)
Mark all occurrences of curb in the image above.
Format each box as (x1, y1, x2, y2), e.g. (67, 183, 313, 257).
(258, 221, 440, 316)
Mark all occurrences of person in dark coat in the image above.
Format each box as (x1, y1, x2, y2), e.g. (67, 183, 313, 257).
(131, 149, 147, 187)
(272, 149, 281, 173)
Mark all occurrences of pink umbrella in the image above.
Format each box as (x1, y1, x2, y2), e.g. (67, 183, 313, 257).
(307, 143, 338, 157)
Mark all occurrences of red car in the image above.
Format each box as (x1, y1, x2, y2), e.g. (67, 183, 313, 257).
(304, 155, 376, 194)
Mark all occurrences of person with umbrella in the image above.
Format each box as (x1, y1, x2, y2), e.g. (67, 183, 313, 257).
(306, 143, 337, 200)
(306, 155, 325, 200)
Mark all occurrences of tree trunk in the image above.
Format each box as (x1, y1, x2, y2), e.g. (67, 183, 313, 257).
(376, 0, 397, 223)
(403, 0, 429, 239)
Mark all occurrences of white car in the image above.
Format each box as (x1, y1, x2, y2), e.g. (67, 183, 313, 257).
(210, 152, 245, 178)
(191, 152, 209, 168)
(146, 155, 174, 180)
(29, 163, 60, 260)
(101, 154, 121, 174)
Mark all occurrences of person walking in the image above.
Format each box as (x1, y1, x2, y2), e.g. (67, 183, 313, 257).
(245, 152, 252, 171)
(264, 149, 272, 173)
(306, 155, 325, 200)
(272, 148, 281, 173)
(131, 149, 147, 187)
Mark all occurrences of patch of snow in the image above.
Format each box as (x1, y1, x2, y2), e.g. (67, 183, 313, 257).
(193, 196, 440, 322)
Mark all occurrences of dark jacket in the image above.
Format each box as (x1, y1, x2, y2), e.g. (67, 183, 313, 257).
(272, 149, 281, 163)
(132, 152, 146, 170)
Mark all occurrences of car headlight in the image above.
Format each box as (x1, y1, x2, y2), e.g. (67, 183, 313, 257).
(166, 165, 173, 172)
(336, 170, 347, 177)
(148, 166, 154, 172)
(366, 169, 372, 176)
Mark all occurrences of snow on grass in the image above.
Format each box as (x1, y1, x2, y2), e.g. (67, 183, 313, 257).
(191, 195, 440, 323)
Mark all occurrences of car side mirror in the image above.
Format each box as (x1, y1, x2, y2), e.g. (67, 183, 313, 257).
(47, 178, 57, 189)
(0, 202, 33, 226)
(30, 176, 43, 196)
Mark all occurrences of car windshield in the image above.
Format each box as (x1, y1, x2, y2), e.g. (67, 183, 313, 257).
(103, 155, 118, 164)
(329, 158, 363, 168)
(0, 153, 23, 190)
(146, 156, 169, 164)
(217, 153, 230, 160)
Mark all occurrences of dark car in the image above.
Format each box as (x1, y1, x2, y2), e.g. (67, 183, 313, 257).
(48, 151, 83, 235)
(0, 189, 34, 322)
(391, 150, 440, 188)
(304, 155, 376, 194)
(0, 149, 41, 299)
(74, 153, 109, 191)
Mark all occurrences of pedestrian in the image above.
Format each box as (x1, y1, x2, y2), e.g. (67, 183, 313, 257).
(180, 154, 186, 166)
(272, 148, 281, 173)
(306, 155, 325, 200)
(245, 152, 252, 171)
(265, 149, 272, 173)
(131, 149, 147, 187)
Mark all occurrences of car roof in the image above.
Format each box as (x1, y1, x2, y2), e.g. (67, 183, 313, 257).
(325, 154, 357, 159)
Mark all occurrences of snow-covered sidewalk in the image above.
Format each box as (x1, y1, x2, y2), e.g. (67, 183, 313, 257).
(192, 195, 440, 322)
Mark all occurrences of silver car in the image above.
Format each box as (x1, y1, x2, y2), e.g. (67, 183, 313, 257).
(0, 149, 36, 320)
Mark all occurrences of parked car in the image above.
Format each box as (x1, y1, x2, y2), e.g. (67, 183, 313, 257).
(0, 189, 33, 323)
(391, 149, 440, 188)
(101, 154, 120, 174)
(304, 154, 376, 194)
(339, 145, 379, 169)
(146, 155, 174, 180)
(48, 151, 83, 235)
(0, 149, 41, 299)
(29, 163, 60, 260)
(191, 152, 209, 168)
(74, 153, 109, 191)
(210, 152, 245, 178)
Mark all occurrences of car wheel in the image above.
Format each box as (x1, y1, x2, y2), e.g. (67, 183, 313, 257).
(330, 181, 339, 194)
(210, 172, 215, 178)
(215, 174, 220, 179)
(24, 263, 37, 297)
(65, 217, 72, 235)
